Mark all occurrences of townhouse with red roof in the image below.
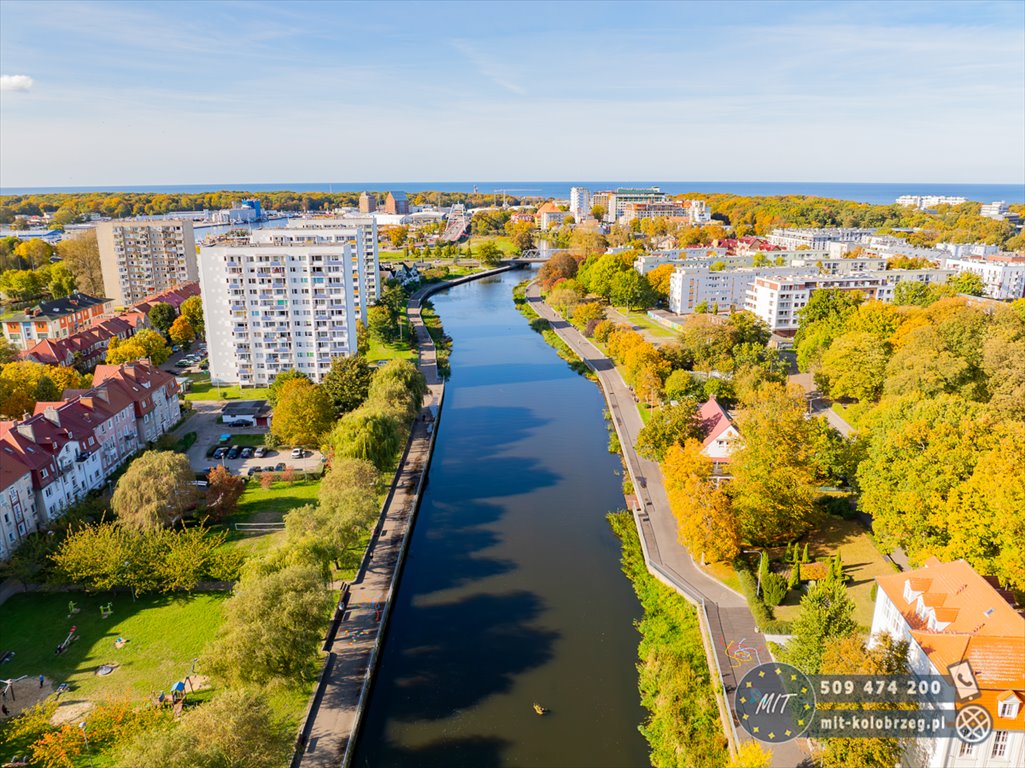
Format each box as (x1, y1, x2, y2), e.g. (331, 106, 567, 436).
(0, 449, 37, 561)
(92, 361, 181, 444)
(696, 396, 740, 475)
(871, 558, 1025, 767)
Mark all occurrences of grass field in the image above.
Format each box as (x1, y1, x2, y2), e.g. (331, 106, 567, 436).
(183, 372, 271, 402)
(216, 478, 322, 557)
(469, 234, 517, 254)
(772, 511, 894, 630)
(0, 592, 226, 706)
(367, 337, 416, 364)
(614, 307, 676, 338)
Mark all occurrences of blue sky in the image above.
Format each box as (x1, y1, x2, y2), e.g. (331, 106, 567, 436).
(1, 0, 1023, 187)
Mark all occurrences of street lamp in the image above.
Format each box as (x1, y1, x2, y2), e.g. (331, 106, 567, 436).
(742, 549, 763, 598)
(79, 722, 95, 768)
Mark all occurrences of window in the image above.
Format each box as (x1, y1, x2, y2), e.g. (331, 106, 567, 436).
(998, 699, 1019, 719)
(991, 730, 1008, 758)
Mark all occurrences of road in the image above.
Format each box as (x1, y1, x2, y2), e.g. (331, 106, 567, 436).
(787, 372, 855, 437)
(527, 283, 809, 767)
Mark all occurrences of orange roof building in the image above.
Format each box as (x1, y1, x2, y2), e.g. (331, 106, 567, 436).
(872, 558, 1025, 765)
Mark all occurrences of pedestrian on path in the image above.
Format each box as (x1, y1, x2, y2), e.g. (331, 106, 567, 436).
(39, 674, 45, 688)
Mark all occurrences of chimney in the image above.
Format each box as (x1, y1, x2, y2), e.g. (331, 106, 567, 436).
(16, 422, 36, 441)
(42, 407, 60, 426)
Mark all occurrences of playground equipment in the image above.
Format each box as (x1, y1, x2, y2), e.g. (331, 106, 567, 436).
(55, 626, 78, 655)
(66, 601, 79, 618)
(100, 603, 113, 619)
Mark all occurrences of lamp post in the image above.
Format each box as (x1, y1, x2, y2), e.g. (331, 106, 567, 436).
(79, 722, 95, 768)
(742, 549, 762, 599)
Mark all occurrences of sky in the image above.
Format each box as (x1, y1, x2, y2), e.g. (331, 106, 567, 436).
(1, 0, 1023, 188)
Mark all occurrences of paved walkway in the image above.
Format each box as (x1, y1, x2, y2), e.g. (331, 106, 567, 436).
(295, 291, 443, 768)
(528, 283, 809, 767)
(788, 372, 855, 437)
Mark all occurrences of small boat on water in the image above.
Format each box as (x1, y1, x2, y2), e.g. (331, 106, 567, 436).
(532, 702, 547, 716)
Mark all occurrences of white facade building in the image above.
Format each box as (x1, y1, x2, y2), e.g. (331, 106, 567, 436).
(687, 199, 712, 224)
(569, 187, 591, 219)
(940, 257, 1025, 300)
(282, 218, 380, 303)
(766, 228, 875, 250)
(871, 558, 1025, 768)
(669, 266, 809, 315)
(745, 269, 954, 331)
(634, 248, 731, 274)
(896, 195, 968, 209)
(199, 239, 364, 387)
(603, 188, 667, 222)
(0, 454, 36, 561)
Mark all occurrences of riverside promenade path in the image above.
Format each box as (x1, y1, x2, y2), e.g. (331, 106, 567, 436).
(527, 283, 809, 767)
(294, 269, 511, 768)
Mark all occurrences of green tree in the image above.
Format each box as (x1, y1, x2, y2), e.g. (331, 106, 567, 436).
(321, 355, 374, 416)
(581, 252, 634, 300)
(55, 230, 103, 295)
(477, 240, 503, 266)
(46, 262, 77, 298)
(794, 288, 864, 372)
(730, 383, 817, 544)
(818, 331, 889, 402)
(270, 379, 334, 447)
(947, 271, 986, 296)
(367, 304, 396, 343)
(782, 581, 857, 674)
(609, 269, 656, 310)
(148, 302, 177, 335)
(636, 400, 699, 461)
(112, 451, 197, 529)
(106, 328, 170, 365)
(204, 564, 332, 684)
(324, 407, 403, 471)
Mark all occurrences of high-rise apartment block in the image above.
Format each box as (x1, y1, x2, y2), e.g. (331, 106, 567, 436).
(96, 219, 198, 307)
(199, 227, 376, 387)
(359, 191, 377, 214)
(569, 187, 591, 219)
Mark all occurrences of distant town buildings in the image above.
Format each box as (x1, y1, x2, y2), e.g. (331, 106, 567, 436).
(535, 201, 569, 228)
(766, 228, 875, 250)
(569, 187, 591, 220)
(199, 231, 373, 387)
(871, 558, 1025, 768)
(0, 360, 180, 559)
(359, 191, 377, 214)
(210, 198, 262, 225)
(980, 201, 1021, 224)
(3, 293, 112, 350)
(896, 195, 968, 209)
(96, 219, 198, 307)
(939, 255, 1025, 300)
(384, 191, 410, 215)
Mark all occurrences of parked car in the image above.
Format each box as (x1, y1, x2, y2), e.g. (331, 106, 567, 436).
(254, 446, 267, 458)
(291, 447, 304, 459)
(263, 465, 275, 472)
(275, 462, 286, 472)
(240, 447, 254, 459)
(212, 447, 227, 459)
(226, 446, 241, 460)
(247, 466, 262, 476)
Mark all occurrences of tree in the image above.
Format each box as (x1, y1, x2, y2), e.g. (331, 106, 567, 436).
(324, 407, 403, 471)
(662, 440, 740, 562)
(947, 271, 985, 296)
(0, 336, 17, 365)
(267, 369, 310, 406)
(729, 741, 772, 768)
(980, 309, 1025, 421)
(730, 383, 817, 544)
(0, 361, 65, 418)
(590, 204, 606, 222)
(367, 304, 396, 343)
(270, 379, 334, 447)
(106, 328, 170, 365)
(636, 400, 699, 461)
(13, 238, 53, 268)
(180, 294, 205, 337)
(206, 465, 246, 520)
(609, 269, 656, 310)
(794, 288, 864, 372)
(205, 564, 332, 684)
(646, 263, 675, 301)
(320, 354, 374, 416)
(581, 252, 634, 300)
(537, 252, 577, 288)
(56, 230, 103, 295)
(112, 451, 197, 529)
(168, 315, 196, 347)
(818, 331, 889, 402)
(781, 580, 857, 674)
(477, 240, 503, 266)
(368, 359, 427, 415)
(388, 225, 408, 248)
(46, 262, 77, 298)
(148, 302, 177, 335)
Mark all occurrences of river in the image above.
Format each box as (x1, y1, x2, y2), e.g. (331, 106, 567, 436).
(352, 269, 649, 767)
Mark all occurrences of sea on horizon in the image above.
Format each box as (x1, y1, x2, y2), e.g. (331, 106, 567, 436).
(2, 180, 1023, 206)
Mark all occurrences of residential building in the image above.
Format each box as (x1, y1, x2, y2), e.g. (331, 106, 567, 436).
(940, 256, 1025, 300)
(359, 191, 377, 214)
(979, 201, 1021, 224)
(896, 195, 968, 209)
(605, 187, 667, 222)
(535, 201, 569, 228)
(766, 228, 875, 250)
(96, 219, 198, 306)
(0, 451, 36, 561)
(687, 199, 712, 224)
(696, 396, 739, 474)
(871, 558, 1025, 768)
(569, 187, 591, 219)
(635, 248, 732, 274)
(199, 237, 364, 387)
(92, 361, 182, 443)
(284, 218, 381, 303)
(384, 191, 410, 215)
(3, 293, 112, 350)
(745, 269, 954, 331)
(621, 201, 691, 222)
(936, 242, 1001, 259)
(669, 266, 810, 315)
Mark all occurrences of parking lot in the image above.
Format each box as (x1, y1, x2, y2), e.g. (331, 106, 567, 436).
(176, 402, 325, 477)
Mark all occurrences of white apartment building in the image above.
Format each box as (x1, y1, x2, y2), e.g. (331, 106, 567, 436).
(936, 242, 1000, 259)
(687, 199, 712, 224)
(871, 558, 1025, 768)
(569, 187, 591, 219)
(284, 218, 380, 303)
(766, 227, 875, 250)
(940, 257, 1025, 300)
(96, 219, 198, 307)
(896, 195, 968, 209)
(603, 187, 667, 222)
(0, 454, 37, 561)
(634, 248, 731, 274)
(745, 269, 954, 331)
(199, 239, 364, 387)
(669, 266, 809, 315)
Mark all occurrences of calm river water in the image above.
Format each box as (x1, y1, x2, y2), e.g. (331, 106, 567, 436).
(352, 269, 649, 767)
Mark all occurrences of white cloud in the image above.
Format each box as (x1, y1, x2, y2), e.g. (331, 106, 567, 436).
(1, 74, 34, 92)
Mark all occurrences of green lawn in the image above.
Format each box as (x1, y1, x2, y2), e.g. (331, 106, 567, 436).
(217, 479, 322, 557)
(0, 592, 226, 705)
(367, 337, 416, 364)
(183, 372, 271, 402)
(469, 234, 517, 254)
(615, 307, 676, 338)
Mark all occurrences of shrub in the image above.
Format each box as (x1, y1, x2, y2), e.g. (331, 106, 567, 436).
(762, 571, 788, 607)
